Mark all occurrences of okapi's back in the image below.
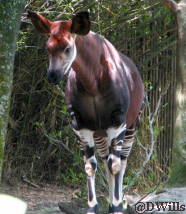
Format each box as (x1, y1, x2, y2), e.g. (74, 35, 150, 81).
(102, 35, 144, 127)
(120, 54, 144, 128)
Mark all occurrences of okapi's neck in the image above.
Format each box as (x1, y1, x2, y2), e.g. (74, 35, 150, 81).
(72, 32, 105, 95)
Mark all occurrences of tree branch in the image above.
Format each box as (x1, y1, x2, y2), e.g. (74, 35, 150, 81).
(163, 0, 178, 12)
(136, 83, 170, 176)
(44, 132, 74, 155)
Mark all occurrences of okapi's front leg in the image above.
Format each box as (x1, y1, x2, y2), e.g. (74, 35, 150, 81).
(107, 126, 134, 214)
(107, 148, 126, 213)
(83, 146, 98, 214)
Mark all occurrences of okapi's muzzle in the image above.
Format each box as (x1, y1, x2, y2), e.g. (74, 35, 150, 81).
(47, 69, 64, 84)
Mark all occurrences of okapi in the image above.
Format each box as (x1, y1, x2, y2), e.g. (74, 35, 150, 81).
(27, 11, 144, 214)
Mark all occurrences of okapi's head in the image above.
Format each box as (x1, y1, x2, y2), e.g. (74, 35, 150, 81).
(27, 10, 90, 84)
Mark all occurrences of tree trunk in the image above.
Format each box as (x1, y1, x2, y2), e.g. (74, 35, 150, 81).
(0, 0, 26, 180)
(163, 0, 186, 185)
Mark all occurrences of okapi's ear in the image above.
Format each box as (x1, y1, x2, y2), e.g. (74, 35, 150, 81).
(71, 11, 90, 35)
(27, 10, 51, 34)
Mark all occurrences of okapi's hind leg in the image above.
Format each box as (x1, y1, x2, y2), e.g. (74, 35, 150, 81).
(82, 146, 99, 214)
(107, 125, 136, 214)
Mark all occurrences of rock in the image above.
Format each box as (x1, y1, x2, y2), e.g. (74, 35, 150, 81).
(125, 187, 186, 214)
(0, 194, 27, 214)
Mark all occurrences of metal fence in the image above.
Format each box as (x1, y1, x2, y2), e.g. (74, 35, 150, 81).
(118, 2, 177, 184)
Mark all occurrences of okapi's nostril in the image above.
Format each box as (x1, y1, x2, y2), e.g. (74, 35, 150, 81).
(50, 72, 56, 79)
(48, 71, 58, 83)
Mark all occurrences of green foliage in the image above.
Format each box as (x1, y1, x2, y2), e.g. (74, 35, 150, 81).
(153, 125, 164, 137)
(16, 32, 30, 50)
(61, 168, 85, 186)
(60, 148, 86, 187)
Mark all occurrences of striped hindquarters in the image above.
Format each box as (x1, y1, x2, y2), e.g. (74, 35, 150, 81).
(75, 130, 109, 158)
(74, 123, 137, 160)
(94, 134, 109, 158)
(121, 127, 136, 159)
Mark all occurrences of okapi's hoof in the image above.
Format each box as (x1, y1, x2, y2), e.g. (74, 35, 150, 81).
(109, 203, 123, 214)
(87, 204, 99, 214)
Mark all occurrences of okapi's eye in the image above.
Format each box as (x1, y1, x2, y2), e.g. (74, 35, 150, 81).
(65, 47, 71, 55)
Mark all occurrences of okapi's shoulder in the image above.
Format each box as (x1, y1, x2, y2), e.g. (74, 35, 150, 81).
(99, 54, 113, 85)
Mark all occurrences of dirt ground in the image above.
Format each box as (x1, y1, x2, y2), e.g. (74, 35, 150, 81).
(0, 183, 75, 214)
(2, 183, 186, 214)
(0, 182, 109, 214)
